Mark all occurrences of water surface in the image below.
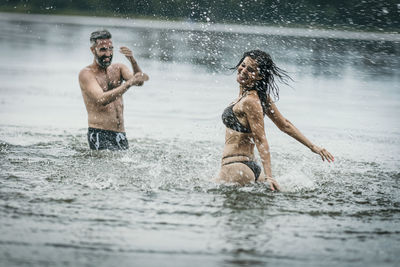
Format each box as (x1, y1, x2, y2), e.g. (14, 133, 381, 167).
(0, 13, 399, 266)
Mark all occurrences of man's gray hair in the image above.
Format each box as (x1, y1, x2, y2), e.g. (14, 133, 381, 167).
(90, 30, 112, 47)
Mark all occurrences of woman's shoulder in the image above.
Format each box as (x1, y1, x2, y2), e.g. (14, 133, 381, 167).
(241, 92, 263, 113)
(243, 91, 261, 105)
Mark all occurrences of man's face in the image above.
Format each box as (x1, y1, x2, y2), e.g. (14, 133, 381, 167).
(92, 39, 113, 69)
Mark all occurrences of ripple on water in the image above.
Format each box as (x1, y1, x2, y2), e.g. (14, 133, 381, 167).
(0, 125, 399, 266)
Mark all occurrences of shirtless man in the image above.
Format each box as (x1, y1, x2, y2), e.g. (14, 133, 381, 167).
(79, 30, 149, 150)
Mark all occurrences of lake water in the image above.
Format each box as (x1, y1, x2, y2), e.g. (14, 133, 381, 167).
(0, 12, 399, 267)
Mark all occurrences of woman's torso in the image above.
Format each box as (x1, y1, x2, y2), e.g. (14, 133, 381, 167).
(221, 92, 259, 160)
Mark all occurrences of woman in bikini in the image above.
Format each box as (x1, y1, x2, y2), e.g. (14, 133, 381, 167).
(218, 50, 334, 191)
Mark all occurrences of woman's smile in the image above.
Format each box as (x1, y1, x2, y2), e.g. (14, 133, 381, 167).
(236, 56, 259, 86)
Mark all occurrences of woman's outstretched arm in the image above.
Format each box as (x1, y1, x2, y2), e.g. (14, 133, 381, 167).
(266, 101, 334, 162)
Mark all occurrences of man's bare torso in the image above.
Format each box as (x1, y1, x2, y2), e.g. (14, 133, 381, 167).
(80, 63, 126, 132)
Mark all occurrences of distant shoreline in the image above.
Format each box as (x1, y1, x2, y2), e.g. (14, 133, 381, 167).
(1, 0, 399, 34)
(0, 11, 399, 42)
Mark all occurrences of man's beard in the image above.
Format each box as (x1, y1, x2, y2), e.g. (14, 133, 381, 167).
(95, 54, 113, 69)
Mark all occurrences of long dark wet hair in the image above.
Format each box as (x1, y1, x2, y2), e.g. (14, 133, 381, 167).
(235, 50, 292, 114)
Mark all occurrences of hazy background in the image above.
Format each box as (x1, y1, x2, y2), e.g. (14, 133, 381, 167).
(1, 0, 399, 32)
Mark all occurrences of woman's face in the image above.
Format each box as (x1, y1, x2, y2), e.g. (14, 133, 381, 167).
(236, 56, 261, 88)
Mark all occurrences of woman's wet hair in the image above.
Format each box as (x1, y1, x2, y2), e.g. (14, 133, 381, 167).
(90, 30, 112, 46)
(235, 50, 291, 114)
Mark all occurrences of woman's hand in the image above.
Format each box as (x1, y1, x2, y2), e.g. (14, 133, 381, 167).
(266, 177, 280, 191)
(311, 145, 334, 163)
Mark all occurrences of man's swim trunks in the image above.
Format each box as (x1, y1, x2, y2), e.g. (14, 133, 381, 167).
(87, 127, 129, 150)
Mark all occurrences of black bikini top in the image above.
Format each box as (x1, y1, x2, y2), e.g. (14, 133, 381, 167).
(222, 98, 251, 133)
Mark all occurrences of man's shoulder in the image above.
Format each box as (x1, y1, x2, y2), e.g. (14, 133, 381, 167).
(79, 65, 94, 80)
(79, 65, 92, 75)
(79, 66, 96, 89)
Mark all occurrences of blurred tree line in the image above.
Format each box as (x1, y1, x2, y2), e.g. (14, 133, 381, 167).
(2, 0, 399, 31)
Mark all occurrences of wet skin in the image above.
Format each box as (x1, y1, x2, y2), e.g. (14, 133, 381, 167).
(218, 57, 334, 191)
(79, 39, 149, 132)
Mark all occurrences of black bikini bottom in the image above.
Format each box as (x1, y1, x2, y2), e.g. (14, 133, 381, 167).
(87, 127, 129, 151)
(222, 160, 262, 181)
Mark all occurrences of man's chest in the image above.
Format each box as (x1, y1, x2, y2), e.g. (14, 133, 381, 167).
(95, 68, 122, 91)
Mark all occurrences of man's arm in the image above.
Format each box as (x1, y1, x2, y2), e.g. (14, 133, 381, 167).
(79, 69, 137, 106)
(120, 46, 142, 74)
(119, 46, 149, 82)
